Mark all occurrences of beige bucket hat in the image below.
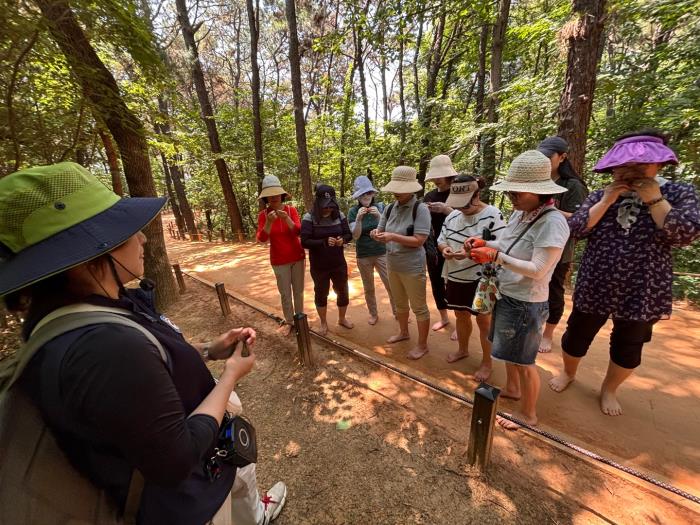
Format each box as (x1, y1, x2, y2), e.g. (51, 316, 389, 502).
(490, 150, 568, 194)
(425, 154, 458, 181)
(381, 166, 423, 194)
(258, 175, 289, 199)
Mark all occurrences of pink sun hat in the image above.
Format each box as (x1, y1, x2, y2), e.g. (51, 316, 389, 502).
(593, 135, 679, 173)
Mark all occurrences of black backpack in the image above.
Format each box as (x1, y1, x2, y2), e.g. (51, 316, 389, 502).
(385, 200, 439, 267)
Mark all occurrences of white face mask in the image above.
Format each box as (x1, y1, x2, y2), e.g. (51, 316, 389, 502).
(358, 195, 373, 207)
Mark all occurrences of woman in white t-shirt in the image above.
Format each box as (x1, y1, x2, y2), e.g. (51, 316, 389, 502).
(466, 151, 569, 429)
(437, 175, 505, 381)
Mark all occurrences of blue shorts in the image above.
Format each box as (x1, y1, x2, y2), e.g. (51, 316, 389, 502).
(489, 295, 549, 366)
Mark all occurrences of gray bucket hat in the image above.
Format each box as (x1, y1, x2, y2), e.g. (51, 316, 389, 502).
(351, 176, 379, 200)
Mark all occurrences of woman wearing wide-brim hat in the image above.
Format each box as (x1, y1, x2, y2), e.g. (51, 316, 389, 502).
(0, 162, 286, 524)
(465, 150, 570, 430)
(424, 154, 458, 335)
(370, 166, 432, 360)
(256, 174, 305, 336)
(548, 129, 700, 417)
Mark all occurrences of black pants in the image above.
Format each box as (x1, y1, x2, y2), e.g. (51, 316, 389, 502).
(561, 307, 656, 369)
(547, 261, 571, 324)
(427, 253, 448, 311)
(310, 265, 349, 308)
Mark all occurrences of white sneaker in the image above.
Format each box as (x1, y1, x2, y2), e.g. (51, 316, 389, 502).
(261, 481, 287, 524)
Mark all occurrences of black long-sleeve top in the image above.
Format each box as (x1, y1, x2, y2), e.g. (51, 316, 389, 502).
(19, 289, 234, 525)
(300, 212, 352, 271)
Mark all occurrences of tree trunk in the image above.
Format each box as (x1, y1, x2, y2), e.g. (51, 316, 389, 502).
(412, 13, 424, 118)
(473, 24, 489, 173)
(397, 4, 407, 155)
(557, 0, 607, 177)
(160, 152, 186, 237)
(98, 128, 123, 196)
(246, 0, 265, 188)
(482, 0, 511, 195)
(35, 0, 177, 307)
(157, 97, 197, 235)
(354, 27, 371, 147)
(284, 0, 313, 211)
(339, 60, 357, 197)
(175, 0, 245, 237)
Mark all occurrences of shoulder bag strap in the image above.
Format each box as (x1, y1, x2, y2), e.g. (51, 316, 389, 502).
(503, 208, 556, 256)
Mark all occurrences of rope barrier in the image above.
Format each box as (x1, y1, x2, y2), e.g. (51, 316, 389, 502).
(181, 271, 700, 506)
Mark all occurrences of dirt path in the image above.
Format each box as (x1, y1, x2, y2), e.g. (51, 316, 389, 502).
(167, 278, 699, 524)
(164, 232, 700, 498)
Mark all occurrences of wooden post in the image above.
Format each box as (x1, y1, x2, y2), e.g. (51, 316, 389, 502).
(215, 282, 231, 316)
(172, 264, 186, 294)
(467, 383, 500, 472)
(293, 313, 315, 367)
(220, 229, 226, 242)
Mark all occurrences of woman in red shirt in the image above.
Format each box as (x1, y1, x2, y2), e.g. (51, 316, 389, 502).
(256, 175, 306, 336)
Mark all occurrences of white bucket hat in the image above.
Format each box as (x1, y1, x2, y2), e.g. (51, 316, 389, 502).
(351, 175, 379, 200)
(445, 180, 479, 208)
(425, 154, 458, 181)
(490, 150, 568, 194)
(258, 175, 289, 199)
(380, 166, 423, 194)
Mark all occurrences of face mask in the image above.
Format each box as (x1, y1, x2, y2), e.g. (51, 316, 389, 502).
(358, 195, 373, 207)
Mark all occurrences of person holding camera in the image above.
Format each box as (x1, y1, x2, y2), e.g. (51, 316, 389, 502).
(0, 163, 286, 524)
(347, 176, 396, 325)
(371, 166, 432, 360)
(549, 130, 700, 417)
(256, 175, 305, 337)
(300, 184, 353, 335)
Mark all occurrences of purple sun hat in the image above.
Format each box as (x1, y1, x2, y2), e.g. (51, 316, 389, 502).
(594, 135, 679, 173)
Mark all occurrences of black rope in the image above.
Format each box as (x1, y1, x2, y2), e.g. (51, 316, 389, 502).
(182, 271, 700, 506)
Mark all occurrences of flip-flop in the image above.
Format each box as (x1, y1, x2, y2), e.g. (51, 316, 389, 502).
(446, 352, 468, 363)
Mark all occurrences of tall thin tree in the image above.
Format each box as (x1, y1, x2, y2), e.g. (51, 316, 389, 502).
(246, 0, 265, 188)
(174, 0, 246, 237)
(284, 0, 314, 211)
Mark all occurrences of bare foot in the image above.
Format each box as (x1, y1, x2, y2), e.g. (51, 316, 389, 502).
(500, 388, 521, 401)
(496, 413, 537, 431)
(446, 350, 468, 363)
(432, 320, 449, 331)
(600, 390, 623, 416)
(538, 336, 552, 353)
(368, 315, 378, 325)
(276, 324, 294, 336)
(473, 363, 493, 382)
(549, 373, 575, 393)
(386, 333, 410, 344)
(318, 323, 329, 336)
(450, 330, 458, 341)
(407, 346, 429, 360)
(338, 318, 354, 329)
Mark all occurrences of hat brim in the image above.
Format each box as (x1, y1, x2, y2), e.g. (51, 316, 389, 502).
(536, 147, 556, 158)
(490, 180, 568, 194)
(425, 169, 458, 181)
(380, 180, 423, 193)
(445, 190, 477, 208)
(351, 187, 379, 200)
(258, 186, 288, 199)
(0, 197, 166, 296)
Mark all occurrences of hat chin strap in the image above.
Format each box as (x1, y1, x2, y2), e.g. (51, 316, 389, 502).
(108, 255, 155, 294)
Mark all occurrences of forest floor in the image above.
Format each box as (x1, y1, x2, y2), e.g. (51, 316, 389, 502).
(163, 227, 700, 504)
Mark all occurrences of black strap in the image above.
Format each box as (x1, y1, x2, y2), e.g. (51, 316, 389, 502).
(503, 208, 556, 256)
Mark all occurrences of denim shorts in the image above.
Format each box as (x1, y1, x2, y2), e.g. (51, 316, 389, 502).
(488, 295, 549, 366)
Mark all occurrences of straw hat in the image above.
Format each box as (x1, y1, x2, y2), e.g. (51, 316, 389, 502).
(258, 175, 289, 199)
(425, 155, 458, 181)
(380, 166, 423, 194)
(490, 150, 567, 194)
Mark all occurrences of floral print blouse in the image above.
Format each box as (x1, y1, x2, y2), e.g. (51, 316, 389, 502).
(569, 181, 700, 321)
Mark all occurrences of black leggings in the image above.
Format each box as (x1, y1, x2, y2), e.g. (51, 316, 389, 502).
(561, 307, 656, 369)
(547, 261, 570, 324)
(310, 265, 349, 308)
(427, 253, 448, 311)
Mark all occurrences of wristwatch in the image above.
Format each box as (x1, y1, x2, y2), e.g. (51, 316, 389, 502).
(200, 342, 212, 362)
